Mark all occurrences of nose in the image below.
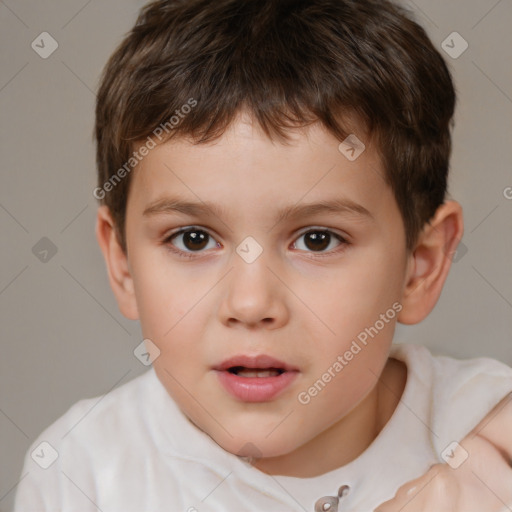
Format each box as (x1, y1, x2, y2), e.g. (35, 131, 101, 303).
(218, 253, 289, 330)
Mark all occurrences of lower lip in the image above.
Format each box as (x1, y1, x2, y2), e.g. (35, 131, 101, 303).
(215, 370, 299, 402)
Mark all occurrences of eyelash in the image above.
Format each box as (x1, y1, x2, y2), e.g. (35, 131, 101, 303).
(162, 226, 350, 260)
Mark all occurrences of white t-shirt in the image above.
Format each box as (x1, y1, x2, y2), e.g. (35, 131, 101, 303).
(13, 343, 512, 512)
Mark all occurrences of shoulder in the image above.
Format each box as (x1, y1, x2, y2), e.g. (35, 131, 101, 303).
(390, 343, 512, 454)
(13, 369, 163, 510)
(390, 342, 512, 392)
(44, 367, 158, 444)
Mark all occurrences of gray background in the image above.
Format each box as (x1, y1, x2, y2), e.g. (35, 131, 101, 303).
(0, 0, 511, 510)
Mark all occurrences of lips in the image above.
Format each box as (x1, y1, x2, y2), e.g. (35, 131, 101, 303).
(213, 354, 299, 402)
(214, 354, 299, 373)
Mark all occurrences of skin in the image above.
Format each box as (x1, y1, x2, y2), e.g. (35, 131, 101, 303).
(377, 394, 512, 511)
(96, 111, 466, 481)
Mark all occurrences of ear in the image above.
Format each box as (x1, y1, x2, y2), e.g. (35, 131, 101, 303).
(95, 206, 139, 320)
(397, 200, 464, 325)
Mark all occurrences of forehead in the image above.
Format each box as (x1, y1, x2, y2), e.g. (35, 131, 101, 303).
(127, 114, 401, 232)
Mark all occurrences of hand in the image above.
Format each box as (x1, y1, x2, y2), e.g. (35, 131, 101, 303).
(374, 434, 512, 512)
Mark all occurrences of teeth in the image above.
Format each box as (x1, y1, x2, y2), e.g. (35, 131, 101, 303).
(235, 369, 281, 378)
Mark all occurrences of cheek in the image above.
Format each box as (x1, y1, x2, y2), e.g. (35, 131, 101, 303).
(312, 259, 401, 342)
(130, 249, 200, 340)
(300, 253, 401, 396)
(130, 253, 221, 382)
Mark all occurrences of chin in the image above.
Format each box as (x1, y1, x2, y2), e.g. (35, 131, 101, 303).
(212, 428, 300, 460)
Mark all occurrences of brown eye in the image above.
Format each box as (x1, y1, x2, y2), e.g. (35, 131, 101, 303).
(304, 231, 330, 251)
(167, 228, 218, 254)
(293, 229, 347, 254)
(181, 230, 209, 250)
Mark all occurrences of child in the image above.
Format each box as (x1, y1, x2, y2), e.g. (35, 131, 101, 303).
(14, 0, 512, 510)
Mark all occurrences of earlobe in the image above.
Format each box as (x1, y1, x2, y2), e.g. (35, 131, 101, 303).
(95, 206, 139, 320)
(397, 200, 464, 325)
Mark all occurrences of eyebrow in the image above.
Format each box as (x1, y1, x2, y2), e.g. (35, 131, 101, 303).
(143, 196, 374, 223)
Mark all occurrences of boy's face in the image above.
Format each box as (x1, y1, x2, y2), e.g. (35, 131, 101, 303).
(122, 113, 411, 466)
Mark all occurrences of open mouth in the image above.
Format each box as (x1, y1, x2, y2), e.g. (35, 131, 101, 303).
(227, 367, 285, 378)
(214, 354, 299, 401)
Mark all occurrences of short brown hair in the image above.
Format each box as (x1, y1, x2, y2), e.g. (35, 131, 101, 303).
(95, 0, 456, 253)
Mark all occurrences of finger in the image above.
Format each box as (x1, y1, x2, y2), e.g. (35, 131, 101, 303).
(374, 484, 420, 512)
(374, 467, 456, 512)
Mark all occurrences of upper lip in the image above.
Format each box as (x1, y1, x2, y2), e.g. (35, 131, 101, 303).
(213, 354, 299, 372)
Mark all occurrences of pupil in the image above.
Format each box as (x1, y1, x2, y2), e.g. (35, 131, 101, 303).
(184, 230, 208, 250)
(305, 231, 329, 251)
